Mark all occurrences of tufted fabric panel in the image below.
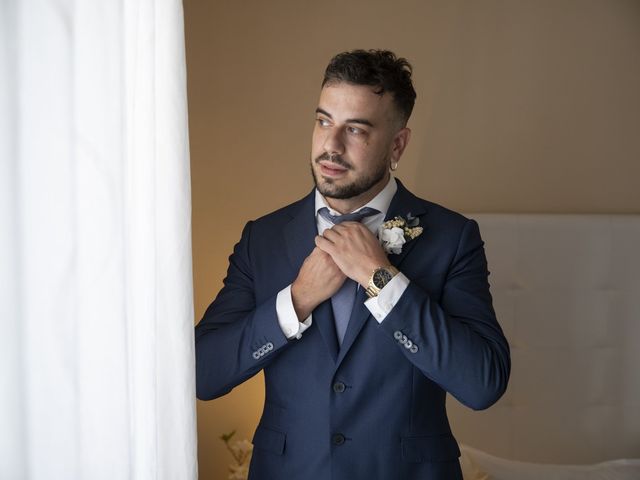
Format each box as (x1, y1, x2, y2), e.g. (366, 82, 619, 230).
(448, 215, 640, 464)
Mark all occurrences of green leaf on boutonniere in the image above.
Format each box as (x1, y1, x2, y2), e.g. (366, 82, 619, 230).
(406, 213, 419, 227)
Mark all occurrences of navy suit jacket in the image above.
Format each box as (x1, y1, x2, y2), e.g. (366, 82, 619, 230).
(195, 180, 510, 480)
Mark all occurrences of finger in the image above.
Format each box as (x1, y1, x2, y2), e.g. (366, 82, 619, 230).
(316, 244, 341, 268)
(310, 246, 326, 257)
(345, 221, 373, 234)
(333, 222, 369, 237)
(321, 228, 342, 243)
(338, 220, 367, 228)
(313, 247, 334, 262)
(329, 222, 354, 233)
(315, 234, 337, 254)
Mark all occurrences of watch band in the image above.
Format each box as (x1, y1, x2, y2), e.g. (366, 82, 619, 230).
(365, 265, 400, 298)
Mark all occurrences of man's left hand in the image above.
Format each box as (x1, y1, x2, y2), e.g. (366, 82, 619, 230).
(315, 222, 389, 287)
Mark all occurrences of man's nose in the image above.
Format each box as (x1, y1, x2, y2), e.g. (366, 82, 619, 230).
(323, 128, 345, 155)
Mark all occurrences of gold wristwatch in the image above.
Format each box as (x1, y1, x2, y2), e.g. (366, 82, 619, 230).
(365, 265, 400, 298)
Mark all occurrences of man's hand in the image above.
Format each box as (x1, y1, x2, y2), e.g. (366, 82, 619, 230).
(291, 247, 346, 320)
(315, 222, 389, 287)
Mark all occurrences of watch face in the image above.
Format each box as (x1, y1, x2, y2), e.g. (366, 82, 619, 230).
(373, 268, 394, 289)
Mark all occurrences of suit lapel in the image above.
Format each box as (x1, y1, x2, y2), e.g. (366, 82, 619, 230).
(334, 179, 428, 369)
(283, 191, 316, 272)
(314, 300, 339, 361)
(335, 287, 368, 367)
(283, 191, 339, 362)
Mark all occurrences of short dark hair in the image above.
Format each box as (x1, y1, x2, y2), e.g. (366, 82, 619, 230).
(322, 49, 417, 125)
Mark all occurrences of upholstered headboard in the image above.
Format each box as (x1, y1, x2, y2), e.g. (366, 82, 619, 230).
(448, 215, 640, 464)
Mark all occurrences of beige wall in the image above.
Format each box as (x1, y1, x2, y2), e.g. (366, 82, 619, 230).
(185, 1, 640, 478)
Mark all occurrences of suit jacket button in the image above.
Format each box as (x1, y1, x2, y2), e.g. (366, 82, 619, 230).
(333, 382, 346, 393)
(410, 345, 418, 354)
(332, 433, 346, 445)
(252, 351, 260, 359)
(393, 331, 403, 340)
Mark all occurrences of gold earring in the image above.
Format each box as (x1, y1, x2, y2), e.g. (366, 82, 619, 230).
(390, 161, 398, 171)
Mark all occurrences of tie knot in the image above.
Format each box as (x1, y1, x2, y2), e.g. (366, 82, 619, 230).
(317, 206, 380, 225)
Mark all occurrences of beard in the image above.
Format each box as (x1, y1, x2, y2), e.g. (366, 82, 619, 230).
(310, 152, 388, 200)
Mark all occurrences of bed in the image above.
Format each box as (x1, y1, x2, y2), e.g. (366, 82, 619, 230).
(450, 214, 640, 478)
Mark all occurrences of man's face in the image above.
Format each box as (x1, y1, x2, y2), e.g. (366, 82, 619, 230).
(310, 82, 408, 204)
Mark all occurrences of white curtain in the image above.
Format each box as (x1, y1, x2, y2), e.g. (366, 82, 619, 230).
(0, 1, 197, 479)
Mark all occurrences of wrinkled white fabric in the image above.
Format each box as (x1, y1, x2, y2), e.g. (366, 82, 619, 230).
(0, 1, 196, 479)
(461, 444, 640, 480)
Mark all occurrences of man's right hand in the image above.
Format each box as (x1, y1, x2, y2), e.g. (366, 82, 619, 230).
(291, 247, 346, 320)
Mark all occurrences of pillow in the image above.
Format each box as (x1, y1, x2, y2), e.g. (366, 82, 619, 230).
(459, 446, 489, 480)
(460, 444, 640, 480)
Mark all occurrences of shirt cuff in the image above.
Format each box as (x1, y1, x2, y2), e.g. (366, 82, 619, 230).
(276, 285, 312, 340)
(364, 272, 410, 323)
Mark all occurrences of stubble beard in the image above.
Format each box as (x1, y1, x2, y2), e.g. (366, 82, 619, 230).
(310, 153, 389, 200)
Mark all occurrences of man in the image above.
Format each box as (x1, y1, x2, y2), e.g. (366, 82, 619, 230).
(195, 50, 510, 479)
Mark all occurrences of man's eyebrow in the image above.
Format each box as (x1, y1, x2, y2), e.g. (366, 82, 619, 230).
(315, 107, 374, 128)
(315, 107, 332, 118)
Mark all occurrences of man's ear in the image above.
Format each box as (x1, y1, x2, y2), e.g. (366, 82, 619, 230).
(390, 127, 411, 164)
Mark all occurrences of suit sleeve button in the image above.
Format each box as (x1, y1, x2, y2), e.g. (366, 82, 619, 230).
(393, 331, 403, 340)
(333, 382, 346, 393)
(252, 351, 260, 359)
(410, 345, 418, 354)
(405, 339, 413, 349)
(332, 433, 346, 445)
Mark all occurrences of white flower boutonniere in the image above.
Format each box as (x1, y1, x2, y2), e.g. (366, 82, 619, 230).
(378, 214, 423, 254)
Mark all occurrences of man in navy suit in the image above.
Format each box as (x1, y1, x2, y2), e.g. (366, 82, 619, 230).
(195, 50, 510, 479)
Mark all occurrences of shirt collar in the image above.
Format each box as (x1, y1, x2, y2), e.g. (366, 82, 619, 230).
(314, 176, 398, 217)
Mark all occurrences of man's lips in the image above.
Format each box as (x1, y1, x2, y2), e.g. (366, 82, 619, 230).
(318, 161, 349, 177)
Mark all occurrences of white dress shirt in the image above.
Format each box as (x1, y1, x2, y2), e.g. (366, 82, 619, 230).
(276, 177, 410, 340)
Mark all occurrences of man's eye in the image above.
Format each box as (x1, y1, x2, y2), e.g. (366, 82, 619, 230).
(317, 118, 331, 127)
(347, 126, 364, 135)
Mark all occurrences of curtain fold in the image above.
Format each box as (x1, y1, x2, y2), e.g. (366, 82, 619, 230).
(0, 1, 197, 479)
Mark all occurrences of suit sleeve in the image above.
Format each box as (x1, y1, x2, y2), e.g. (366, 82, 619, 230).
(378, 218, 511, 410)
(195, 221, 290, 401)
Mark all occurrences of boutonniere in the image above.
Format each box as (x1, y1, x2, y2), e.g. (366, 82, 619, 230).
(378, 213, 423, 254)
